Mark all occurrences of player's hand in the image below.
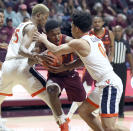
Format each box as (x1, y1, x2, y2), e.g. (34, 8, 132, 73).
(38, 53, 54, 65)
(33, 31, 47, 43)
(29, 53, 40, 64)
(31, 47, 40, 53)
(35, 51, 55, 66)
(28, 58, 38, 66)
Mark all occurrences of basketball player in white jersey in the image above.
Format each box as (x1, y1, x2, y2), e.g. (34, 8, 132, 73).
(34, 11, 129, 131)
(0, 4, 60, 131)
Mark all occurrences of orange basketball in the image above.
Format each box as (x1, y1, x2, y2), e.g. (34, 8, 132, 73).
(42, 51, 62, 69)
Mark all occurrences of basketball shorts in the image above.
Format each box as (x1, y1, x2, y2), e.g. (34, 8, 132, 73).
(0, 58, 46, 97)
(46, 71, 86, 102)
(86, 73, 123, 117)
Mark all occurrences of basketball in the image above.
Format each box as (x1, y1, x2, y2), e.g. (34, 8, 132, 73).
(42, 51, 62, 68)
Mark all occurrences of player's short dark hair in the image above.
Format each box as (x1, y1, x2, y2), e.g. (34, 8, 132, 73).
(72, 10, 92, 32)
(0, 8, 4, 13)
(45, 20, 60, 33)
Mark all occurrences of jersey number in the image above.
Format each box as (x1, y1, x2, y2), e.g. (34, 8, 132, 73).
(98, 43, 106, 57)
(13, 29, 20, 43)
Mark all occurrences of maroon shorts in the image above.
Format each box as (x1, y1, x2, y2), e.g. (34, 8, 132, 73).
(47, 71, 86, 102)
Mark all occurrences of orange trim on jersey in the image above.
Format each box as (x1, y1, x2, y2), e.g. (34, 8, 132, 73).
(93, 28, 106, 39)
(98, 43, 106, 57)
(86, 98, 99, 108)
(66, 118, 71, 123)
(70, 54, 74, 61)
(31, 87, 46, 97)
(103, 41, 110, 45)
(58, 34, 63, 46)
(100, 113, 118, 118)
(0, 93, 13, 96)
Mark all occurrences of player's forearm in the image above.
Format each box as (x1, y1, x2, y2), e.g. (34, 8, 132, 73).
(109, 31, 115, 60)
(64, 58, 84, 70)
(108, 46, 114, 62)
(42, 38, 58, 52)
(110, 46, 114, 58)
(19, 45, 34, 58)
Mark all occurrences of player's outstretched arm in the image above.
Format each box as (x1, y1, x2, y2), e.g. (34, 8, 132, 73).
(48, 58, 84, 73)
(33, 31, 91, 58)
(33, 31, 74, 56)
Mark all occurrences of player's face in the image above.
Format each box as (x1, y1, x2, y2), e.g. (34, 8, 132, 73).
(39, 13, 49, 27)
(47, 27, 61, 45)
(93, 17, 104, 31)
(0, 12, 4, 27)
(113, 27, 123, 40)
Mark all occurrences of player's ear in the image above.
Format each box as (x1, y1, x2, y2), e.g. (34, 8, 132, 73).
(36, 12, 41, 18)
(75, 26, 80, 33)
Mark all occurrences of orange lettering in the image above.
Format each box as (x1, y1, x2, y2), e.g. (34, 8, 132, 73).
(98, 43, 106, 57)
(13, 29, 20, 43)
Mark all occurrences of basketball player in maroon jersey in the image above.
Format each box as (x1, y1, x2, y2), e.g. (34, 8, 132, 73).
(35, 20, 86, 131)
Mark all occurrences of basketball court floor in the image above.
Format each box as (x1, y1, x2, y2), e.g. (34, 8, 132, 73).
(2, 70, 133, 131)
(4, 111, 133, 131)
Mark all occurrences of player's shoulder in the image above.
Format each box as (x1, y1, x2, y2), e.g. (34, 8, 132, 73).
(64, 35, 73, 43)
(68, 39, 88, 49)
(23, 22, 37, 35)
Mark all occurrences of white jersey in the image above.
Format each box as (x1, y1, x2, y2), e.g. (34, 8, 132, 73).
(78, 34, 113, 82)
(6, 21, 32, 60)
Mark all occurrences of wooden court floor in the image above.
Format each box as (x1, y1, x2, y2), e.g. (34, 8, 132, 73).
(5, 111, 133, 131)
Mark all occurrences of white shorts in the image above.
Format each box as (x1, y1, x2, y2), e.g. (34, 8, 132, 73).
(0, 59, 46, 97)
(86, 73, 123, 117)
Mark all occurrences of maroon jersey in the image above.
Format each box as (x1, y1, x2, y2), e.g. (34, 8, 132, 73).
(48, 34, 75, 77)
(47, 34, 86, 102)
(90, 28, 111, 55)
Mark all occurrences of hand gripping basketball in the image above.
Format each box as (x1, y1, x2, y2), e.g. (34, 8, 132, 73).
(42, 51, 62, 69)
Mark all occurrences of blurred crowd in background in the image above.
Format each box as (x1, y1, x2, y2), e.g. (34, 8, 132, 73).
(0, 0, 133, 62)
